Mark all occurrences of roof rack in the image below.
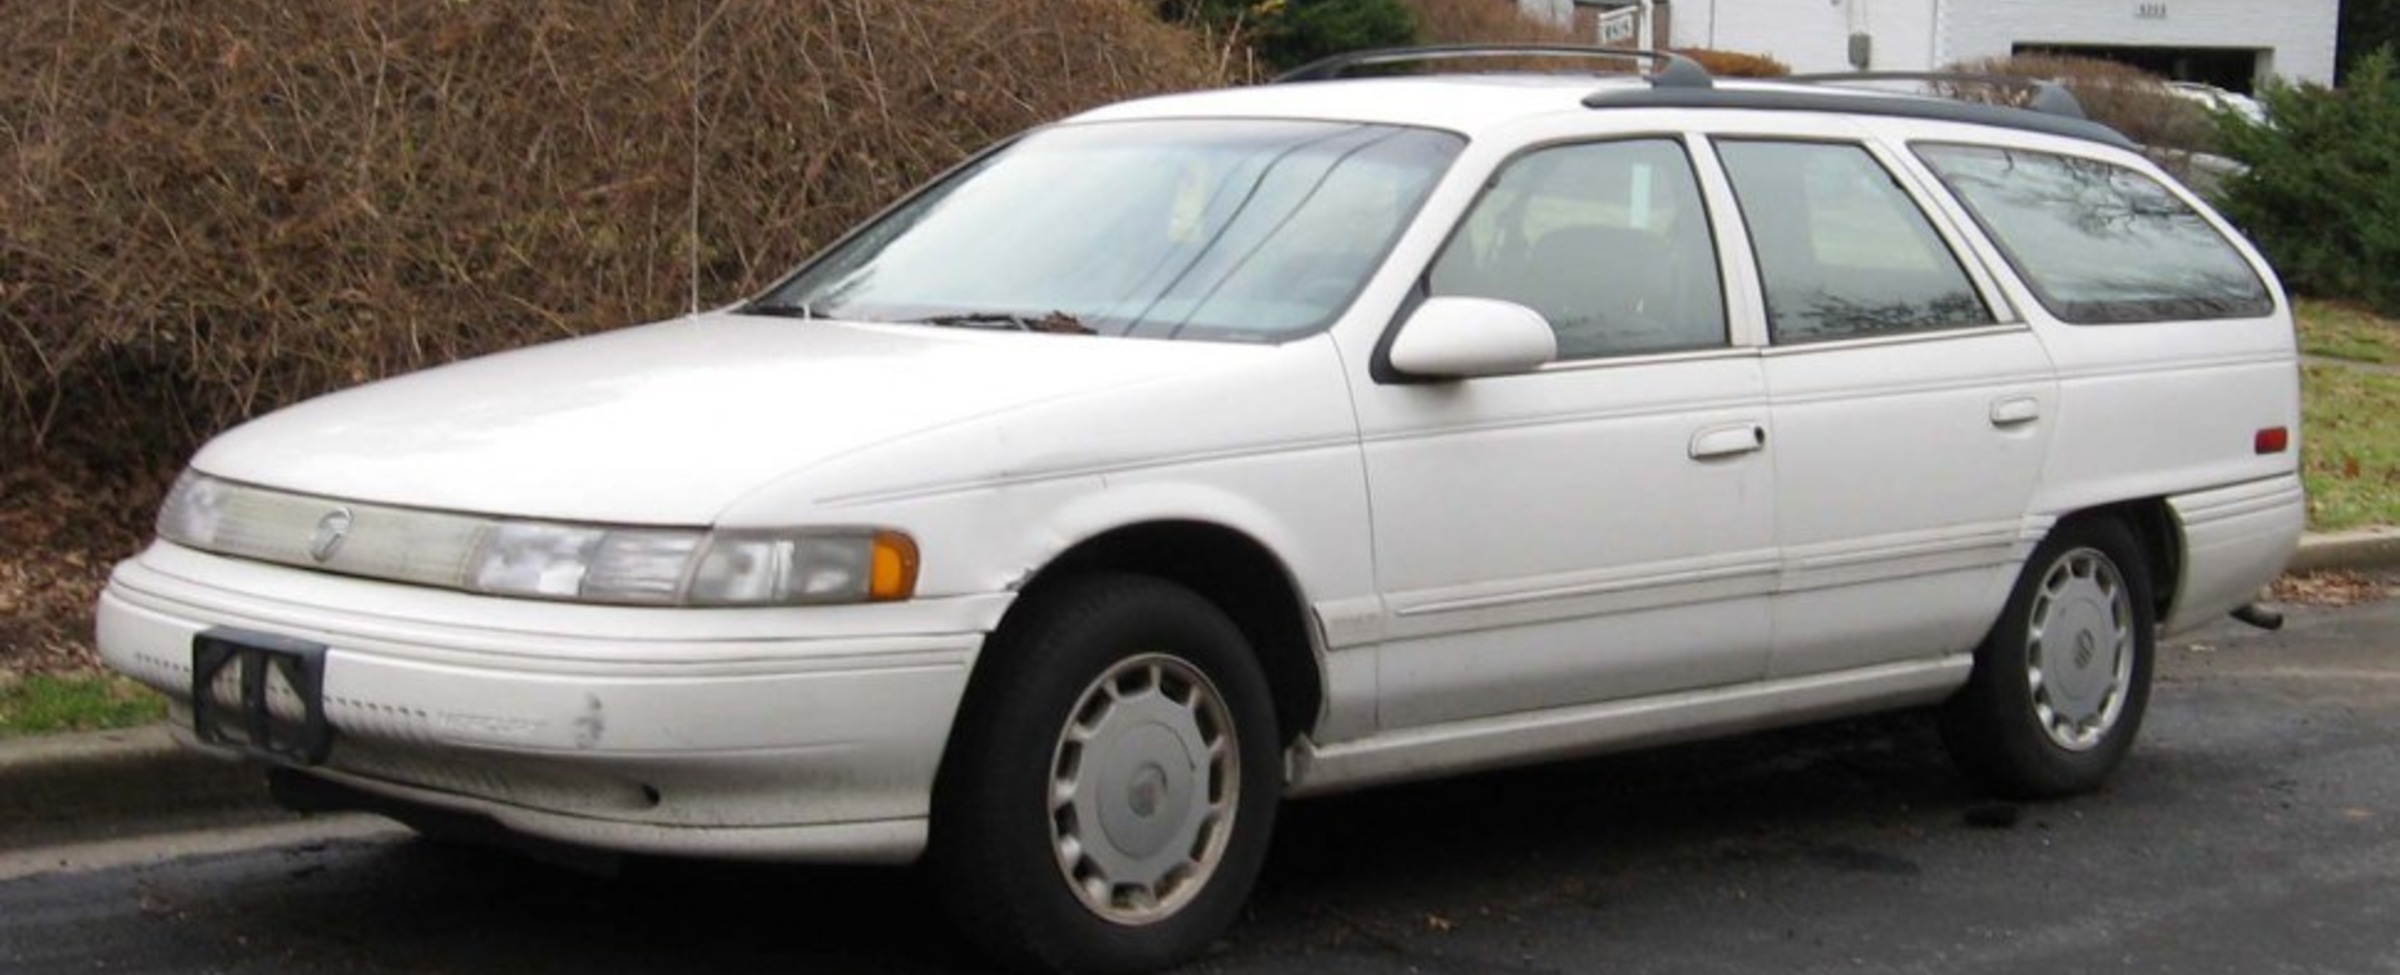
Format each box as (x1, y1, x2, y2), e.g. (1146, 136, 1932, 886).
(1781, 71, 2090, 120)
(1269, 48, 2136, 150)
(1580, 73, 2138, 150)
(1272, 44, 1713, 90)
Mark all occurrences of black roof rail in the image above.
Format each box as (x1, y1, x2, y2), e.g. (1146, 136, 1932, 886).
(1781, 71, 2090, 120)
(1272, 44, 1713, 90)
(1580, 78, 2138, 151)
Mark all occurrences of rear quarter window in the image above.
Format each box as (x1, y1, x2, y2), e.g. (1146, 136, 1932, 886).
(1913, 144, 2274, 324)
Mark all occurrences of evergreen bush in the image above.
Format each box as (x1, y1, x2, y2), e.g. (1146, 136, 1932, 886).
(2214, 49, 2400, 316)
(1163, 0, 1418, 73)
(1258, 0, 1418, 70)
(1401, 0, 1576, 46)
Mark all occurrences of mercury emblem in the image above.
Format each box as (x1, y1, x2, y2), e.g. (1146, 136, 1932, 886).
(309, 507, 355, 564)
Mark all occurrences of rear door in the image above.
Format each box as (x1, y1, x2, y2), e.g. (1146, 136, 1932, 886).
(1700, 123, 2059, 678)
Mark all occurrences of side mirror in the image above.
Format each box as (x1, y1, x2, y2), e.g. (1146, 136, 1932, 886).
(1387, 297, 1559, 379)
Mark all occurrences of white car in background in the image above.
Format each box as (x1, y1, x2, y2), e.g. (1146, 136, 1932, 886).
(2167, 80, 2270, 126)
(98, 45, 2303, 975)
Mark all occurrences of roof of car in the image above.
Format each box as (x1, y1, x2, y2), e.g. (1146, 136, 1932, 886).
(1069, 74, 1621, 135)
(1066, 71, 2138, 151)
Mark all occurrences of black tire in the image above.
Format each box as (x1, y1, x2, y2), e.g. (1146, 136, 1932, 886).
(932, 573, 1281, 975)
(1941, 517, 2157, 799)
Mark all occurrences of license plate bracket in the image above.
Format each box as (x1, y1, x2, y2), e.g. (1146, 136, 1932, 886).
(191, 627, 335, 767)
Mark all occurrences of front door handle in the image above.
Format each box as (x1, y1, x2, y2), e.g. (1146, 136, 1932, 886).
(1690, 423, 1767, 460)
(1990, 396, 2042, 428)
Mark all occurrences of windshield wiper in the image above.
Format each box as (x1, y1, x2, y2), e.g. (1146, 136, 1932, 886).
(910, 311, 1095, 335)
(741, 302, 817, 319)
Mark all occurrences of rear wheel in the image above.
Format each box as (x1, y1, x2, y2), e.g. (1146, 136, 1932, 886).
(1941, 518, 2157, 798)
(933, 574, 1279, 975)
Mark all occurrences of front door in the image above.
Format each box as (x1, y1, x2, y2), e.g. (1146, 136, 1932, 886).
(1349, 136, 1778, 730)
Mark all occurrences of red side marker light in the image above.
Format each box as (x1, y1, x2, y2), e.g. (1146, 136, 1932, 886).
(2255, 427, 2290, 455)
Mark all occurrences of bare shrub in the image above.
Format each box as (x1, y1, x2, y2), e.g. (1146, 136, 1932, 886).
(0, 0, 1227, 471)
(1674, 47, 1791, 78)
(1940, 54, 2216, 153)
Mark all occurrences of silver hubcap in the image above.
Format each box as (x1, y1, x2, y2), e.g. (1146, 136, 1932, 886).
(1049, 654, 1239, 926)
(2025, 547, 2135, 751)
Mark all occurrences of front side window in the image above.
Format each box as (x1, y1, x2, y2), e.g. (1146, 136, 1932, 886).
(1716, 140, 1994, 344)
(751, 120, 1463, 342)
(1428, 138, 1726, 360)
(1913, 143, 2273, 324)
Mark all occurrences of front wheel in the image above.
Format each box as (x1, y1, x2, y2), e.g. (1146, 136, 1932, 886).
(933, 574, 1280, 975)
(1941, 518, 2157, 798)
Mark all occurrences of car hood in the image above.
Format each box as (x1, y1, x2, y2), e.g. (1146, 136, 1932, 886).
(193, 312, 1267, 524)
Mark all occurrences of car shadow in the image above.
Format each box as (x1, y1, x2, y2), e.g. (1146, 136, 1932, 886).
(165, 710, 2012, 974)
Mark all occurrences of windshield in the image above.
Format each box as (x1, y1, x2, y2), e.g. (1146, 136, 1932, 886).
(749, 120, 1464, 342)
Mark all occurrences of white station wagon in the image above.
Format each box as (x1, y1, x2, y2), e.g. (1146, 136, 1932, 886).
(99, 46, 2304, 975)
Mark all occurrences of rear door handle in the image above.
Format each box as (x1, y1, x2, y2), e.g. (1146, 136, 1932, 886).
(1690, 423, 1767, 460)
(1990, 396, 2041, 427)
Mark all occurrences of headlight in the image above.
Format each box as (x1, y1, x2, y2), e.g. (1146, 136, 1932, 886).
(687, 530, 920, 606)
(466, 523, 918, 606)
(154, 472, 920, 606)
(155, 470, 231, 550)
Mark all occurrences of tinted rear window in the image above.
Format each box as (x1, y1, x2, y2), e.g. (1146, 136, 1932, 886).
(1913, 144, 2272, 324)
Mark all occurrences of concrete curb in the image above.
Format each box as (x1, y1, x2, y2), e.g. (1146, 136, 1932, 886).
(2283, 526, 2400, 575)
(4, 529, 2396, 851)
(0, 725, 284, 853)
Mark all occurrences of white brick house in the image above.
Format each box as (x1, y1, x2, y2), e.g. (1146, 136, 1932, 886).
(1519, 0, 2339, 90)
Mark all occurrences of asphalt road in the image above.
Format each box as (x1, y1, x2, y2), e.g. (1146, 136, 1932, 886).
(5, 597, 2396, 975)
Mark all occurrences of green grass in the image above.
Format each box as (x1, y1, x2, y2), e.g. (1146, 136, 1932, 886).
(0, 673, 166, 738)
(2302, 363, 2400, 531)
(2297, 300, 2400, 365)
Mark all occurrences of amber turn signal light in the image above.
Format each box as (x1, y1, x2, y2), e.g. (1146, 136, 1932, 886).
(869, 531, 921, 601)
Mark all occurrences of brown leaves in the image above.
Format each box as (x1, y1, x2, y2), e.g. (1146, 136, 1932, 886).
(0, 459, 169, 675)
(2269, 570, 2396, 607)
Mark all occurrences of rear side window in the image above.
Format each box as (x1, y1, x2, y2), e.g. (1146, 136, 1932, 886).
(1913, 144, 2273, 324)
(1715, 140, 1994, 344)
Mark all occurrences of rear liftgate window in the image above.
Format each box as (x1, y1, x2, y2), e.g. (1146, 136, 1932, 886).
(1913, 143, 2273, 324)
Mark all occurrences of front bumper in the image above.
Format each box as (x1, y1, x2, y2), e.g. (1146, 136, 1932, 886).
(98, 542, 1010, 864)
